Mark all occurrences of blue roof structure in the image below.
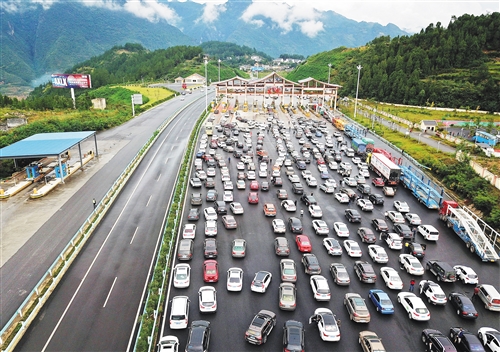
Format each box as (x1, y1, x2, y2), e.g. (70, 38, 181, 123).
(0, 131, 96, 159)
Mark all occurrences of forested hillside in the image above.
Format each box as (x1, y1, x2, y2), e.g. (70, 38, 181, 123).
(288, 13, 500, 112)
(200, 42, 273, 65)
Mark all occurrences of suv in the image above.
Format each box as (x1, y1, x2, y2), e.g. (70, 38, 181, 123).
(426, 260, 457, 282)
(186, 320, 211, 352)
(245, 310, 277, 345)
(421, 329, 457, 352)
(214, 201, 227, 215)
(283, 320, 304, 352)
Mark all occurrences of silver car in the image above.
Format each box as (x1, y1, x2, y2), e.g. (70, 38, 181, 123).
(280, 259, 297, 282)
(278, 283, 297, 311)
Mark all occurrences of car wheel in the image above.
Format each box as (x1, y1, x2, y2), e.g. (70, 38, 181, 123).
(376, 306, 380, 312)
(263, 335, 267, 344)
(408, 312, 412, 319)
(421, 334, 427, 343)
(457, 309, 460, 316)
(437, 276, 441, 282)
(478, 332, 483, 341)
(397, 296, 401, 303)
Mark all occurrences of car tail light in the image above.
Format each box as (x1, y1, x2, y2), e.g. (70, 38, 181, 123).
(462, 311, 467, 315)
(353, 312, 359, 317)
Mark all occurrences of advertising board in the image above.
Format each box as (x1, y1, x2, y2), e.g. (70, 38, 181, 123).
(51, 74, 92, 89)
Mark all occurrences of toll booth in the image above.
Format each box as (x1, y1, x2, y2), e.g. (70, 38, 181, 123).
(26, 163, 40, 180)
(54, 163, 68, 178)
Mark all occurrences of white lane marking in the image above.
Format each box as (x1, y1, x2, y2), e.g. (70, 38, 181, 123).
(103, 277, 118, 308)
(157, 173, 162, 182)
(130, 227, 139, 245)
(164, 157, 169, 164)
(146, 195, 152, 207)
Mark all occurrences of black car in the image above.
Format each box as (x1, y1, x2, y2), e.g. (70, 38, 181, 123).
(302, 253, 321, 275)
(214, 201, 227, 215)
(206, 189, 218, 202)
(283, 320, 304, 352)
(292, 182, 304, 194)
(300, 194, 317, 206)
(288, 217, 303, 234)
(394, 223, 413, 240)
(448, 293, 478, 319)
(203, 238, 218, 259)
(354, 261, 377, 283)
(368, 193, 385, 205)
(372, 218, 389, 232)
(357, 227, 377, 244)
(427, 260, 457, 282)
(186, 320, 211, 352)
(408, 242, 425, 258)
(345, 209, 362, 223)
(187, 208, 200, 221)
(245, 310, 277, 345)
(421, 329, 457, 352)
(449, 327, 484, 351)
(204, 178, 215, 188)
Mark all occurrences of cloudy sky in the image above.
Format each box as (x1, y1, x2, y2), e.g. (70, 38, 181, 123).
(4, 0, 499, 33)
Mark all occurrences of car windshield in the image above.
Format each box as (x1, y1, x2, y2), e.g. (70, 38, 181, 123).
(229, 277, 240, 283)
(282, 294, 294, 301)
(435, 294, 445, 298)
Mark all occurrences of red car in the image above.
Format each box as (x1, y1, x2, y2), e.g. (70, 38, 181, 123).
(248, 192, 259, 204)
(203, 259, 219, 282)
(372, 178, 385, 187)
(250, 180, 260, 190)
(295, 235, 312, 252)
(316, 157, 326, 165)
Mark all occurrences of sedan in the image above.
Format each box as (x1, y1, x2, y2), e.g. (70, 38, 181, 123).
(308, 204, 323, 218)
(354, 261, 377, 283)
(302, 253, 321, 274)
(380, 267, 403, 290)
(274, 237, 290, 256)
(344, 240, 362, 257)
(203, 238, 217, 258)
(358, 227, 377, 244)
(397, 292, 430, 321)
(368, 289, 395, 314)
(394, 200, 410, 213)
(310, 275, 331, 301)
(223, 190, 233, 202)
(231, 239, 246, 258)
(203, 207, 217, 221)
(453, 265, 479, 284)
(312, 220, 330, 235)
(263, 203, 277, 216)
(288, 217, 303, 233)
(386, 210, 405, 223)
(173, 263, 191, 288)
(158, 336, 179, 352)
(319, 183, 335, 193)
(206, 189, 218, 202)
(308, 308, 341, 342)
(322, 238, 342, 256)
(449, 328, 485, 352)
(394, 223, 413, 240)
(344, 293, 371, 323)
(236, 179, 246, 189)
(405, 213, 422, 226)
(186, 320, 210, 351)
(250, 180, 259, 190)
(204, 220, 217, 237)
(281, 200, 296, 212)
(399, 254, 425, 275)
(272, 219, 286, 234)
(343, 177, 357, 187)
(385, 233, 403, 250)
(334, 192, 349, 203)
(229, 202, 244, 214)
(330, 263, 350, 285)
(276, 189, 288, 199)
(419, 280, 447, 305)
(368, 245, 389, 263)
(187, 208, 200, 221)
(198, 286, 217, 313)
(251, 271, 272, 293)
(190, 178, 202, 188)
(359, 331, 386, 352)
(372, 178, 385, 187)
(333, 222, 349, 237)
(203, 260, 219, 283)
(247, 192, 259, 204)
(182, 224, 196, 239)
(383, 186, 395, 196)
(368, 193, 385, 205)
(477, 327, 500, 352)
(280, 259, 297, 282)
(345, 208, 362, 222)
(278, 283, 297, 311)
(372, 218, 389, 232)
(222, 215, 237, 229)
(357, 199, 374, 211)
(449, 292, 479, 319)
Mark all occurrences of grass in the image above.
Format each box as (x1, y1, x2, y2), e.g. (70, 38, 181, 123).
(115, 85, 174, 107)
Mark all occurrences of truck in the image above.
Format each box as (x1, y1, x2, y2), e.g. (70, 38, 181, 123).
(205, 122, 213, 136)
(368, 153, 401, 186)
(351, 138, 367, 155)
(333, 118, 347, 131)
(399, 165, 442, 209)
(439, 200, 499, 262)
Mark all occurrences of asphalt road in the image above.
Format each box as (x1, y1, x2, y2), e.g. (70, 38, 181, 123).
(14, 93, 211, 351)
(159, 112, 500, 351)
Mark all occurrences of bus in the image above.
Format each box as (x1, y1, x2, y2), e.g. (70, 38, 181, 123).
(473, 131, 497, 147)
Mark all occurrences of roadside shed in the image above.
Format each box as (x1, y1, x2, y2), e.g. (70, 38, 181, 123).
(420, 120, 437, 132)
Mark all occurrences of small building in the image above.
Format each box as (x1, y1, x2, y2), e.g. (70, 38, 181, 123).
(174, 76, 184, 84)
(420, 120, 437, 132)
(184, 73, 206, 84)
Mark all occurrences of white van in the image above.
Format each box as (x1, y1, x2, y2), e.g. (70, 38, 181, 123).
(169, 296, 190, 329)
(417, 225, 439, 241)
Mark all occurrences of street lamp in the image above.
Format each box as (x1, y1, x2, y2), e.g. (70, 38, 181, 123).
(218, 59, 221, 82)
(437, 141, 441, 152)
(418, 133, 422, 143)
(327, 63, 332, 84)
(204, 57, 208, 113)
(354, 65, 362, 118)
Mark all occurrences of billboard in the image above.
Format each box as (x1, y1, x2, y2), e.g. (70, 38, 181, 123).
(51, 74, 92, 89)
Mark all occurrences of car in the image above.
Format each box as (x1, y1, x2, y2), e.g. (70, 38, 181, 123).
(250, 271, 272, 293)
(331, 221, 348, 237)
(380, 267, 403, 290)
(319, 183, 335, 193)
(296, 235, 312, 253)
(261, 181, 269, 191)
(158, 335, 179, 352)
(178, 239, 194, 261)
(249, 180, 259, 190)
(272, 219, 286, 234)
(399, 254, 425, 275)
(300, 194, 317, 206)
(308, 204, 323, 218)
(453, 265, 479, 284)
(263, 203, 277, 216)
(334, 192, 349, 203)
(344, 293, 371, 323)
(173, 263, 191, 288)
(343, 177, 357, 186)
(203, 238, 217, 258)
(244, 310, 277, 345)
(191, 193, 203, 206)
(214, 200, 227, 215)
(372, 178, 385, 187)
(421, 329, 456, 352)
(385, 232, 403, 250)
(419, 280, 448, 305)
(278, 283, 297, 311)
(203, 207, 217, 221)
(340, 187, 357, 199)
(328, 262, 349, 286)
(247, 192, 259, 204)
(386, 210, 405, 223)
(280, 259, 297, 282)
(394, 200, 410, 213)
(368, 289, 395, 314)
(397, 292, 430, 321)
(449, 292, 479, 319)
(187, 208, 200, 221)
(312, 220, 329, 235)
(247, 170, 256, 180)
(405, 213, 422, 226)
(182, 224, 196, 239)
(236, 179, 246, 189)
(394, 223, 413, 240)
(368, 245, 389, 263)
(204, 177, 215, 188)
(203, 260, 219, 283)
(354, 261, 377, 283)
(288, 217, 303, 233)
(237, 161, 245, 170)
(223, 190, 233, 202)
(281, 200, 296, 212)
(345, 208, 362, 222)
(310, 275, 331, 301)
(477, 327, 500, 352)
(275, 237, 290, 256)
(418, 224, 440, 241)
(276, 189, 288, 199)
(357, 198, 374, 211)
(229, 202, 244, 215)
(283, 320, 304, 351)
(344, 239, 362, 257)
(273, 177, 283, 186)
(328, 161, 339, 171)
(358, 227, 377, 244)
(359, 331, 386, 352)
(195, 170, 207, 181)
(231, 239, 246, 258)
(383, 186, 395, 196)
(198, 286, 217, 313)
(221, 214, 237, 229)
(449, 327, 484, 351)
(368, 193, 385, 205)
(305, 176, 318, 187)
(204, 220, 218, 236)
(426, 260, 457, 282)
(308, 308, 341, 341)
(357, 184, 371, 194)
(185, 320, 211, 352)
(226, 267, 244, 292)
(190, 178, 202, 188)
(319, 237, 342, 256)
(223, 181, 234, 190)
(302, 253, 321, 274)
(372, 218, 389, 232)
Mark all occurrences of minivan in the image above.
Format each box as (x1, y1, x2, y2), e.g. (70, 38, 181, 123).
(477, 284, 500, 311)
(170, 296, 190, 329)
(418, 225, 439, 241)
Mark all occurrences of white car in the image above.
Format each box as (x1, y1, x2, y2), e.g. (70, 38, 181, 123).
(334, 193, 349, 203)
(419, 280, 448, 305)
(453, 265, 479, 284)
(380, 267, 403, 290)
(312, 220, 330, 235)
(386, 210, 405, 224)
(250, 271, 272, 293)
(288, 174, 300, 183)
(258, 169, 268, 178)
(305, 176, 318, 187)
(272, 219, 286, 234)
(368, 245, 389, 263)
(281, 200, 296, 212)
(173, 263, 191, 288)
(198, 286, 217, 313)
(237, 162, 245, 170)
(204, 221, 217, 236)
(405, 213, 422, 226)
(399, 254, 425, 275)
(308, 308, 341, 342)
(236, 179, 246, 189)
(310, 275, 331, 301)
(325, 179, 337, 188)
(477, 327, 500, 352)
(333, 222, 350, 237)
(397, 292, 430, 321)
(247, 171, 256, 180)
(328, 161, 338, 170)
(182, 224, 196, 239)
(308, 204, 323, 218)
(221, 173, 230, 182)
(359, 168, 370, 178)
(385, 233, 403, 250)
(319, 183, 335, 193)
(343, 177, 357, 186)
(343, 240, 362, 257)
(394, 200, 410, 213)
(322, 238, 343, 256)
(206, 167, 216, 177)
(196, 170, 207, 180)
(223, 181, 234, 190)
(317, 164, 328, 172)
(229, 202, 244, 214)
(223, 190, 233, 202)
(203, 207, 217, 221)
(356, 199, 373, 211)
(158, 336, 179, 352)
(301, 170, 312, 179)
(226, 267, 243, 292)
(352, 157, 361, 164)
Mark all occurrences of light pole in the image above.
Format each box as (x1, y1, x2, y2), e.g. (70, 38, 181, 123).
(418, 133, 422, 143)
(327, 63, 332, 84)
(437, 141, 441, 152)
(218, 59, 221, 82)
(354, 65, 362, 118)
(204, 57, 208, 113)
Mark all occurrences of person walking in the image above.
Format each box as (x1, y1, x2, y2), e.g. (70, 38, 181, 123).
(472, 286, 479, 301)
(404, 241, 410, 253)
(228, 157, 231, 163)
(412, 227, 417, 240)
(92, 198, 97, 210)
(300, 209, 304, 217)
(409, 279, 415, 292)
(294, 200, 297, 207)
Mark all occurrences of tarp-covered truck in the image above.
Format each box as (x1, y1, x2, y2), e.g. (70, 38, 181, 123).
(368, 153, 401, 186)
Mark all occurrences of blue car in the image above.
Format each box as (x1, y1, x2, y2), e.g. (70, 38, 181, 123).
(320, 171, 330, 179)
(368, 289, 394, 314)
(315, 131, 323, 137)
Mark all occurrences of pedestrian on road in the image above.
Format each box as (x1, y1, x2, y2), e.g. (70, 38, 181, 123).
(92, 198, 97, 210)
(409, 279, 415, 292)
(472, 286, 479, 301)
(228, 157, 231, 163)
(412, 227, 417, 240)
(294, 200, 297, 206)
(404, 241, 410, 253)
(311, 192, 314, 196)
(300, 209, 304, 217)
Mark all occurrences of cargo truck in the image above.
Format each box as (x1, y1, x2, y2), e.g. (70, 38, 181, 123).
(368, 153, 401, 186)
